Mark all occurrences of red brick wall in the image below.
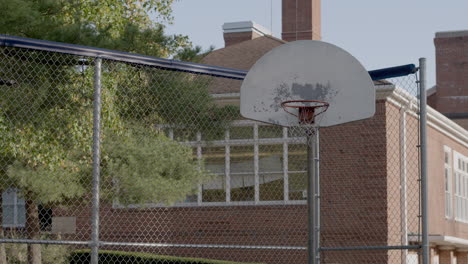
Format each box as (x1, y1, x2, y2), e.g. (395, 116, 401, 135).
(224, 31, 262, 47)
(58, 204, 308, 263)
(282, 0, 321, 41)
(314, 101, 391, 263)
(428, 92, 437, 109)
(54, 100, 411, 264)
(439, 249, 453, 264)
(458, 251, 468, 264)
(434, 32, 468, 114)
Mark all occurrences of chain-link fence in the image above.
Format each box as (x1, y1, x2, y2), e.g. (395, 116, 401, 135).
(319, 72, 425, 264)
(0, 35, 426, 264)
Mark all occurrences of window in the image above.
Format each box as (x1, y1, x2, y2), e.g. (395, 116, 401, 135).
(114, 121, 308, 208)
(2, 189, 26, 228)
(444, 146, 453, 219)
(167, 121, 307, 206)
(454, 151, 468, 222)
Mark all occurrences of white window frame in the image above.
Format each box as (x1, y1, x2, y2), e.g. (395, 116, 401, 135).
(114, 120, 308, 209)
(2, 188, 26, 228)
(444, 146, 453, 219)
(454, 151, 468, 223)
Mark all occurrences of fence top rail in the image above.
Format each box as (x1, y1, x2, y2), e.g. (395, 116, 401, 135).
(0, 35, 417, 80)
(0, 34, 248, 80)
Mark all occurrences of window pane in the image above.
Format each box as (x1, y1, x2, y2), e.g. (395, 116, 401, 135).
(259, 145, 284, 201)
(445, 169, 449, 191)
(17, 204, 26, 226)
(2, 205, 14, 226)
(289, 172, 307, 200)
(230, 126, 252, 140)
(231, 175, 255, 202)
(259, 145, 283, 172)
(2, 190, 15, 205)
(204, 147, 225, 174)
(258, 126, 283, 138)
(260, 174, 284, 201)
(202, 175, 226, 202)
(288, 127, 306, 138)
(231, 146, 254, 201)
(231, 146, 254, 173)
(202, 147, 226, 202)
(288, 144, 307, 172)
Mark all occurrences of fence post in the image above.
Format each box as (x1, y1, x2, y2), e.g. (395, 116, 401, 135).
(91, 58, 102, 264)
(419, 57, 429, 264)
(307, 127, 320, 264)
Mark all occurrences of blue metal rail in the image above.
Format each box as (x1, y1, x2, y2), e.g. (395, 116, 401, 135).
(0, 35, 416, 80)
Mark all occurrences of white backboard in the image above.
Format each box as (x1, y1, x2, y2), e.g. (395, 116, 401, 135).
(240, 40, 375, 127)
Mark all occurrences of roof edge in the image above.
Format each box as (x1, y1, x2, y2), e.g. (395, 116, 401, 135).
(436, 30, 468, 38)
(384, 86, 468, 147)
(212, 87, 468, 147)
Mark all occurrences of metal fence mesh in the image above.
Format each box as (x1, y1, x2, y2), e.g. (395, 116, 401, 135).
(0, 40, 423, 263)
(319, 75, 422, 264)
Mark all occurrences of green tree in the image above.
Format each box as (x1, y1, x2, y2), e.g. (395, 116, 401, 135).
(0, 1, 228, 263)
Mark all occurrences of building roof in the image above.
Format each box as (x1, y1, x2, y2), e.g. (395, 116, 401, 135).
(202, 35, 285, 94)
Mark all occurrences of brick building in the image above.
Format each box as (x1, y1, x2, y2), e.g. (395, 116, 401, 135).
(428, 30, 468, 130)
(196, 0, 468, 263)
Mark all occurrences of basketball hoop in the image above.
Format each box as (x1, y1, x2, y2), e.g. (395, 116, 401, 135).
(281, 100, 329, 125)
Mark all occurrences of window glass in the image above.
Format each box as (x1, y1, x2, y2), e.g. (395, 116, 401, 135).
(231, 146, 254, 202)
(202, 176, 225, 202)
(258, 126, 283, 138)
(2, 205, 15, 226)
(202, 147, 226, 202)
(260, 174, 284, 201)
(230, 126, 252, 140)
(2, 189, 26, 227)
(231, 181, 255, 202)
(288, 144, 307, 172)
(259, 145, 283, 172)
(289, 172, 307, 201)
(259, 145, 284, 201)
(454, 153, 468, 222)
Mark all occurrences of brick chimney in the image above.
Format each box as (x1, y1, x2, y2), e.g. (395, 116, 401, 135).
(434, 30, 468, 117)
(282, 0, 321, 41)
(223, 21, 272, 47)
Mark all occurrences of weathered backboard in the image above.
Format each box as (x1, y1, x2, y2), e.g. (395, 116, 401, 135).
(240, 40, 375, 127)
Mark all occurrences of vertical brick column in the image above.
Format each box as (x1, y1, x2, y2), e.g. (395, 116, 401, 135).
(438, 246, 456, 264)
(282, 0, 321, 41)
(457, 250, 468, 264)
(433, 31, 468, 114)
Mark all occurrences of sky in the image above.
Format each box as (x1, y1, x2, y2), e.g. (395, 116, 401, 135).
(164, 0, 468, 88)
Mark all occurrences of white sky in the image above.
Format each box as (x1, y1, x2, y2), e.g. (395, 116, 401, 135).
(164, 0, 468, 87)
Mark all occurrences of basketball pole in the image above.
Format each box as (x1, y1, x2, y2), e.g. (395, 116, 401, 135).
(307, 126, 320, 264)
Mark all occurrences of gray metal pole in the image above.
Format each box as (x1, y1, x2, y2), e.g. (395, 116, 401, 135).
(419, 58, 429, 264)
(91, 58, 102, 264)
(307, 127, 319, 264)
(314, 128, 320, 264)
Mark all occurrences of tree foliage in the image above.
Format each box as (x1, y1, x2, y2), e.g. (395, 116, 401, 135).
(0, 0, 207, 59)
(0, 52, 218, 207)
(0, 1, 231, 263)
